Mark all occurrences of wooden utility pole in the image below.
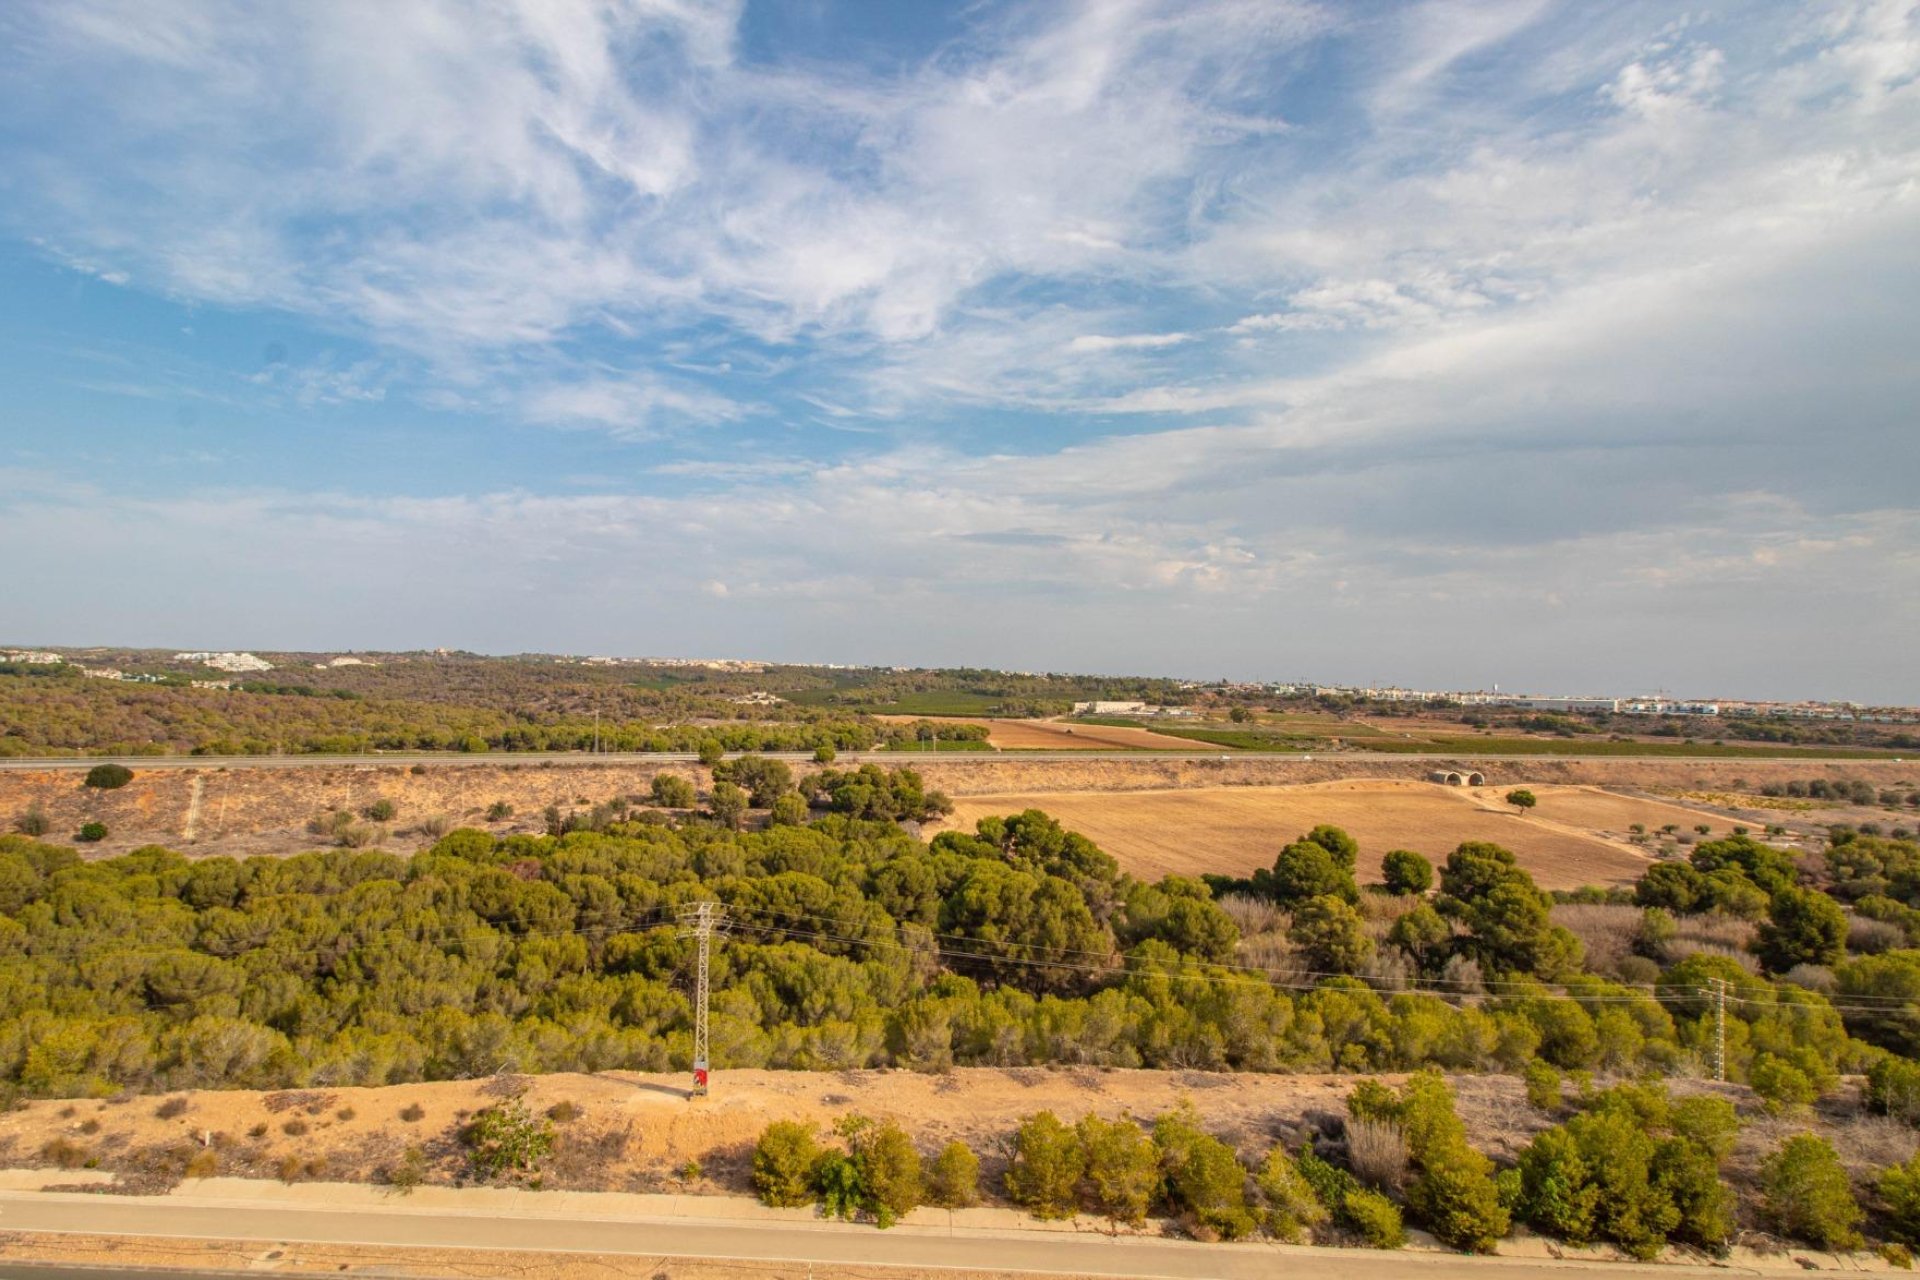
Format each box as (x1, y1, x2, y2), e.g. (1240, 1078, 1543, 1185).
(678, 903, 727, 1097)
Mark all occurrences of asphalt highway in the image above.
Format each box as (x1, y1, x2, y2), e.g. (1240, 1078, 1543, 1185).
(0, 1190, 1767, 1280)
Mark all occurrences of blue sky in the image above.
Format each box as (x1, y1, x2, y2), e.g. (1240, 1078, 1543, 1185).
(1, 0, 1916, 701)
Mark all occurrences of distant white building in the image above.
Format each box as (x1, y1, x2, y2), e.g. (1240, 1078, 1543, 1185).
(1621, 699, 1719, 716)
(1071, 700, 1196, 717)
(2, 650, 63, 665)
(175, 651, 275, 673)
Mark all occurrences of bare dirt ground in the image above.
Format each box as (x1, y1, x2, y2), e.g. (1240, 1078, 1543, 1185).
(929, 782, 1665, 888)
(2, 758, 1911, 862)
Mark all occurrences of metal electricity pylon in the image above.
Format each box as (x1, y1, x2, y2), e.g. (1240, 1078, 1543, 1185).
(677, 902, 728, 1097)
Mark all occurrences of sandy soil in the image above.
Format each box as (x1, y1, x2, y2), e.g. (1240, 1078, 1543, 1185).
(927, 781, 1661, 888)
(0, 1067, 1532, 1199)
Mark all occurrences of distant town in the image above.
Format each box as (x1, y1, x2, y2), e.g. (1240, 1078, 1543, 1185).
(5, 646, 1912, 724)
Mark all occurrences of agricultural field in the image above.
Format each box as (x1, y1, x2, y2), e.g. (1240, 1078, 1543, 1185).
(929, 781, 1679, 889)
(876, 716, 1215, 752)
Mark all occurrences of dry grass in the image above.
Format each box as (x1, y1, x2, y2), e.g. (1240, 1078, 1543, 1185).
(1552, 903, 1645, 977)
(1217, 893, 1283, 936)
(932, 781, 1657, 888)
(1668, 914, 1759, 968)
(1344, 1117, 1409, 1190)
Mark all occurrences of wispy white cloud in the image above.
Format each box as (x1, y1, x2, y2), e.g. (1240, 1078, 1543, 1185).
(4, 0, 1919, 694)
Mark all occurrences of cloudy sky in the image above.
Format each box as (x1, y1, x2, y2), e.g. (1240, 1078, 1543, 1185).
(1, 0, 1916, 701)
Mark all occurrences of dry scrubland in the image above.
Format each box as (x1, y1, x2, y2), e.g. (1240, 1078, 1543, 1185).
(0, 1067, 1894, 1193)
(2, 756, 1911, 864)
(5, 1067, 1914, 1246)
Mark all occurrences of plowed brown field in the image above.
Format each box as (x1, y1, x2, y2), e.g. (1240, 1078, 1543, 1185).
(926, 781, 1662, 889)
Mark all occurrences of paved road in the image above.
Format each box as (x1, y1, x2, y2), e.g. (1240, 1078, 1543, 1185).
(0, 1191, 1773, 1280)
(0, 750, 1895, 771)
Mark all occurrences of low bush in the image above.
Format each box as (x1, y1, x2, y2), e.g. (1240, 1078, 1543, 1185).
(83, 764, 133, 790)
(1524, 1060, 1562, 1111)
(76, 822, 108, 843)
(1760, 1135, 1862, 1250)
(927, 1141, 980, 1208)
(155, 1096, 189, 1119)
(462, 1098, 554, 1181)
(752, 1120, 821, 1208)
(1004, 1112, 1084, 1220)
(1154, 1105, 1255, 1240)
(842, 1114, 923, 1228)
(1255, 1146, 1328, 1242)
(1077, 1113, 1158, 1224)
(1869, 1057, 1920, 1124)
(40, 1137, 92, 1169)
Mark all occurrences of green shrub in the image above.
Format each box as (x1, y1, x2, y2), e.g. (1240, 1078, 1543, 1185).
(1757, 888, 1848, 972)
(1517, 1109, 1678, 1259)
(815, 1150, 865, 1221)
(927, 1141, 979, 1208)
(752, 1120, 822, 1207)
(1411, 1141, 1510, 1253)
(83, 764, 133, 790)
(1255, 1146, 1327, 1242)
(813, 744, 838, 764)
(1077, 1113, 1158, 1224)
(1869, 1057, 1920, 1124)
(649, 774, 697, 808)
(15, 804, 48, 837)
(1381, 850, 1433, 896)
(1880, 1151, 1920, 1238)
(363, 799, 397, 822)
(844, 1115, 922, 1228)
(1299, 1149, 1402, 1247)
(1004, 1112, 1084, 1220)
(1749, 1054, 1817, 1114)
(1345, 1187, 1407, 1248)
(1667, 1095, 1739, 1159)
(76, 822, 108, 843)
(1153, 1105, 1255, 1240)
(1288, 894, 1373, 972)
(1760, 1135, 1863, 1249)
(461, 1098, 554, 1181)
(486, 800, 514, 820)
(1652, 1137, 1733, 1252)
(1524, 1060, 1562, 1111)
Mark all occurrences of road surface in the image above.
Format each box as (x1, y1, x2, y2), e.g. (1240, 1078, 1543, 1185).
(0, 1189, 1784, 1280)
